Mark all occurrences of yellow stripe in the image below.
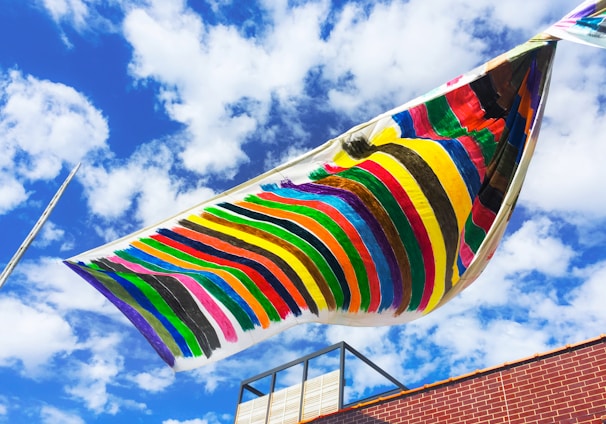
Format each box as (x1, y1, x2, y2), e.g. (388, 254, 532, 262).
(334, 127, 471, 311)
(368, 152, 448, 313)
(187, 214, 329, 311)
(131, 240, 272, 329)
(396, 139, 471, 229)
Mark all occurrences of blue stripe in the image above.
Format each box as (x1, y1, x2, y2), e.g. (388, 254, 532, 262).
(263, 183, 395, 311)
(435, 138, 482, 198)
(124, 243, 261, 327)
(102, 266, 193, 357)
(392, 110, 417, 138)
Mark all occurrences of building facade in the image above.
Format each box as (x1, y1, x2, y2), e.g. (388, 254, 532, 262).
(308, 336, 606, 424)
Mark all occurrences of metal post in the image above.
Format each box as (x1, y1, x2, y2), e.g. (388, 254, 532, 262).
(0, 163, 80, 290)
(298, 357, 310, 422)
(265, 371, 276, 424)
(339, 342, 346, 410)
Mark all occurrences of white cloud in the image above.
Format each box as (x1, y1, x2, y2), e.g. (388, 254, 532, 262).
(39, 405, 85, 424)
(0, 70, 109, 179)
(122, 0, 327, 176)
(33, 221, 66, 249)
(17, 257, 120, 317)
(483, 0, 572, 33)
(0, 403, 6, 415)
(521, 42, 606, 221)
(0, 297, 77, 375)
(323, 1, 486, 115)
(523, 260, 606, 342)
(0, 70, 109, 214)
(65, 333, 148, 414)
(490, 217, 575, 277)
(79, 141, 216, 226)
(324, 325, 391, 356)
(0, 175, 28, 214)
(128, 367, 175, 393)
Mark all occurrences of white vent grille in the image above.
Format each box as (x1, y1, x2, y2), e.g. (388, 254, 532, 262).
(235, 370, 341, 424)
(267, 384, 302, 424)
(301, 370, 340, 420)
(235, 394, 269, 424)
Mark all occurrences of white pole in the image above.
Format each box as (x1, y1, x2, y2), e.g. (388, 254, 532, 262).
(0, 163, 81, 290)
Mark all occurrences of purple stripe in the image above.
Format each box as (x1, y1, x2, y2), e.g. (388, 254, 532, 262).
(569, 3, 597, 20)
(528, 59, 542, 115)
(283, 180, 402, 309)
(63, 261, 175, 367)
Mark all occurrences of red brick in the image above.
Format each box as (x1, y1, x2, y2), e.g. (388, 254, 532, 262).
(310, 339, 606, 424)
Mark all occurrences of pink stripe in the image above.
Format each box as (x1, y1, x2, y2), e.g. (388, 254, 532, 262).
(109, 256, 238, 343)
(458, 232, 475, 267)
(458, 136, 487, 181)
(410, 105, 443, 139)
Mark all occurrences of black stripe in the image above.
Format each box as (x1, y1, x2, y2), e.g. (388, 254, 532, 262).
(94, 259, 217, 357)
(470, 75, 507, 119)
(218, 202, 351, 310)
(178, 219, 319, 316)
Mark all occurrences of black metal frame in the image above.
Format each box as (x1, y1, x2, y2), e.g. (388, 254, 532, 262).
(236, 341, 408, 423)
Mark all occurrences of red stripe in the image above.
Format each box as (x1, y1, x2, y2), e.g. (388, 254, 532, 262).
(470, 198, 496, 233)
(356, 160, 435, 312)
(150, 232, 292, 319)
(257, 191, 383, 313)
(410, 104, 443, 139)
(446, 84, 486, 131)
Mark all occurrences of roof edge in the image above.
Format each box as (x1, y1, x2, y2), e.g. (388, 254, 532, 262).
(303, 334, 606, 423)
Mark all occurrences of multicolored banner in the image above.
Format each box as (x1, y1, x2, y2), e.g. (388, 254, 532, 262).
(65, 2, 606, 371)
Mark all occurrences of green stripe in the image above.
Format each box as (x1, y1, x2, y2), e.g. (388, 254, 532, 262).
(206, 206, 345, 307)
(83, 265, 182, 357)
(426, 96, 465, 138)
(129, 239, 257, 330)
(425, 95, 498, 165)
(244, 194, 372, 311)
(326, 167, 426, 310)
(470, 128, 498, 165)
(118, 248, 280, 323)
(89, 261, 202, 356)
(463, 218, 487, 253)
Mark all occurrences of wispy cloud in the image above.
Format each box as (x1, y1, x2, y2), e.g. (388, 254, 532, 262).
(39, 405, 85, 424)
(0, 70, 109, 214)
(127, 367, 176, 393)
(163, 412, 231, 424)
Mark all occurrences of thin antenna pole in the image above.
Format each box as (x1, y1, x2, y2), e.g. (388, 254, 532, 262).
(0, 163, 81, 290)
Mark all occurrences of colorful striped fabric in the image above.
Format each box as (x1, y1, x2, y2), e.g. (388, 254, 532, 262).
(543, 0, 606, 48)
(65, 2, 604, 371)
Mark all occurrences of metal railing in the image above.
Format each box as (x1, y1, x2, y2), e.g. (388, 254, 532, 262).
(236, 341, 408, 423)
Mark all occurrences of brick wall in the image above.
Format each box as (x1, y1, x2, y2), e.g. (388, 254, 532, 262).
(309, 336, 606, 424)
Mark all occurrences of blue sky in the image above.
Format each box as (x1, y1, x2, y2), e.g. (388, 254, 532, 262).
(1, 0, 605, 423)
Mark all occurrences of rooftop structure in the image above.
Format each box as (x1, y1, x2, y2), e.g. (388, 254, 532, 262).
(235, 335, 606, 423)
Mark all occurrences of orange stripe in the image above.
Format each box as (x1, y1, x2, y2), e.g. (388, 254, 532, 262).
(258, 191, 382, 313)
(238, 200, 362, 313)
(130, 239, 271, 329)
(171, 227, 310, 311)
